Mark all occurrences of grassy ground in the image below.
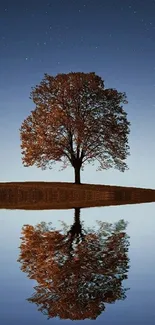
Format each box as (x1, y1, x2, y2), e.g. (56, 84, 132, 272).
(0, 181, 155, 210)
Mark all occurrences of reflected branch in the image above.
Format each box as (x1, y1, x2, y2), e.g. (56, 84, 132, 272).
(18, 210, 130, 320)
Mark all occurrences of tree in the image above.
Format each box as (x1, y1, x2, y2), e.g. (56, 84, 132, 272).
(19, 72, 130, 184)
(18, 213, 130, 320)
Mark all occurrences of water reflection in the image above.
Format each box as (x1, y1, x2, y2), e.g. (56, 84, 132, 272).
(18, 208, 130, 320)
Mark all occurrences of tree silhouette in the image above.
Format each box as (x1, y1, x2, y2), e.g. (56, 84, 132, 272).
(57, 207, 86, 257)
(18, 211, 130, 320)
(19, 72, 130, 183)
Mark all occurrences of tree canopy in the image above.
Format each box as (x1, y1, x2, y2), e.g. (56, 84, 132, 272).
(20, 72, 130, 183)
(18, 212, 130, 320)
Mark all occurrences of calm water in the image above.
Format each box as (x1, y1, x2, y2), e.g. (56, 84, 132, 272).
(0, 202, 155, 324)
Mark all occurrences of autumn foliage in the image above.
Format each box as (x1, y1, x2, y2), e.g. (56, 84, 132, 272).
(18, 213, 130, 320)
(19, 72, 130, 183)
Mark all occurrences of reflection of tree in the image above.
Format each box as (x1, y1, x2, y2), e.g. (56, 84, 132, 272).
(58, 207, 86, 256)
(18, 209, 130, 320)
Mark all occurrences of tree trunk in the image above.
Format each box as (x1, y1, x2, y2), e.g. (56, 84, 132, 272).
(74, 207, 81, 224)
(74, 165, 81, 184)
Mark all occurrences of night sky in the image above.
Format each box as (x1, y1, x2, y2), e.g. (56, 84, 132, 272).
(0, 0, 155, 187)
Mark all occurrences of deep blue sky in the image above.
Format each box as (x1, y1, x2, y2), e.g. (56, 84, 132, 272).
(0, 0, 155, 187)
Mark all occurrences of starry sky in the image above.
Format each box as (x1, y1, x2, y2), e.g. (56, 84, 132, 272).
(0, 0, 155, 187)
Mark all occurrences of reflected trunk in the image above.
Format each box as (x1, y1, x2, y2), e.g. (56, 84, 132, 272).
(67, 208, 85, 253)
(69, 208, 82, 242)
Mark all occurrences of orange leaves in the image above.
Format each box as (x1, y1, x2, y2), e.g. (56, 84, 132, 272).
(18, 217, 130, 320)
(20, 72, 130, 176)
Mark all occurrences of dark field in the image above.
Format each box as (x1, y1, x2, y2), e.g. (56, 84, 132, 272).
(0, 182, 155, 210)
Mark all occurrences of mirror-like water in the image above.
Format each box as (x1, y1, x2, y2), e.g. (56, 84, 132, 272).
(0, 202, 155, 324)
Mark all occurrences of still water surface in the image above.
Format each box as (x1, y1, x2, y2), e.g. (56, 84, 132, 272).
(0, 203, 155, 324)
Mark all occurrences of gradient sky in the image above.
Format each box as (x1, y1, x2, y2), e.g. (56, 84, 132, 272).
(0, 0, 155, 187)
